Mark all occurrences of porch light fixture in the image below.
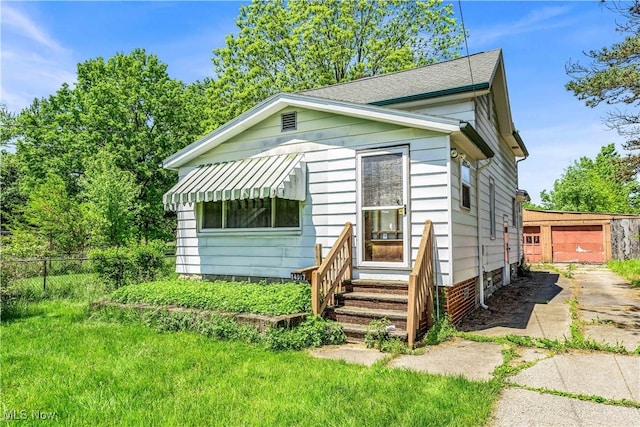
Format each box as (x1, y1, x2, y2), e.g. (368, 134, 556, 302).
(450, 148, 458, 158)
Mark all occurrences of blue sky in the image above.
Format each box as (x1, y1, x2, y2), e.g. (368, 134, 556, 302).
(0, 1, 628, 204)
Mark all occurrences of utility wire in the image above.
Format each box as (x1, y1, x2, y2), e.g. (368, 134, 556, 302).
(457, 0, 477, 99)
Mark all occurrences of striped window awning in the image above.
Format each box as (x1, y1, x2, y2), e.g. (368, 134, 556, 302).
(163, 153, 306, 211)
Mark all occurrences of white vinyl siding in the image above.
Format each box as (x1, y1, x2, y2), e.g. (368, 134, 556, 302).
(474, 93, 519, 272)
(175, 107, 451, 283)
(392, 92, 520, 284)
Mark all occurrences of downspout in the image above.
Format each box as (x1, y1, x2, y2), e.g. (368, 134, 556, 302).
(476, 158, 493, 309)
(515, 153, 529, 267)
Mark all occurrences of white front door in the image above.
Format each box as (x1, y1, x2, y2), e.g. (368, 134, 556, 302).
(356, 147, 409, 268)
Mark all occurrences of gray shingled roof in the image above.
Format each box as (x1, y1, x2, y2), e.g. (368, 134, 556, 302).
(300, 49, 502, 105)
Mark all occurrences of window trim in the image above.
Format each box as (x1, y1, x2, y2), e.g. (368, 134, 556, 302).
(198, 198, 302, 234)
(460, 159, 471, 210)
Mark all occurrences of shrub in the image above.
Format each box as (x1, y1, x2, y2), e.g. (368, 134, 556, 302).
(131, 240, 167, 282)
(92, 305, 343, 350)
(90, 247, 134, 288)
(364, 318, 392, 349)
(90, 241, 167, 288)
(423, 315, 456, 345)
(263, 316, 345, 350)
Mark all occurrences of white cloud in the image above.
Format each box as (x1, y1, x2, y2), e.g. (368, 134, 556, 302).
(1, 5, 64, 52)
(469, 6, 573, 47)
(0, 4, 76, 112)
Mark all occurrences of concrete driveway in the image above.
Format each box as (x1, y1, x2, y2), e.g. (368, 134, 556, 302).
(490, 265, 640, 427)
(575, 265, 640, 352)
(310, 265, 640, 426)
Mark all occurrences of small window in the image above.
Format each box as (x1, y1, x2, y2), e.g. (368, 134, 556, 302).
(525, 236, 532, 244)
(533, 236, 540, 244)
(201, 197, 300, 230)
(274, 198, 300, 228)
(460, 160, 471, 210)
(203, 201, 223, 229)
(489, 178, 496, 239)
(281, 111, 297, 132)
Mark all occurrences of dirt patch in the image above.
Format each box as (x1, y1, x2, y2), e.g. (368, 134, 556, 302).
(458, 271, 565, 332)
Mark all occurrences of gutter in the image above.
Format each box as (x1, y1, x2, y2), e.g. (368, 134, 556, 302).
(476, 158, 493, 309)
(512, 130, 529, 157)
(369, 82, 491, 107)
(460, 122, 495, 158)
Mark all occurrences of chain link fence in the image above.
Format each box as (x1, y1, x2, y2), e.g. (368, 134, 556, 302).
(1, 255, 176, 303)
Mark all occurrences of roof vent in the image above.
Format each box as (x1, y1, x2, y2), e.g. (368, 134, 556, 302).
(281, 112, 297, 132)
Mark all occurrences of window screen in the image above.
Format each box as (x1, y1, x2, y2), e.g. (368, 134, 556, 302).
(362, 153, 403, 207)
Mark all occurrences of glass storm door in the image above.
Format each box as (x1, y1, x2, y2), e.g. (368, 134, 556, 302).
(357, 147, 409, 267)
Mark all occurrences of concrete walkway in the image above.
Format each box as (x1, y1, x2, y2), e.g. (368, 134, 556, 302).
(311, 337, 504, 381)
(491, 265, 640, 427)
(574, 265, 640, 352)
(309, 265, 640, 426)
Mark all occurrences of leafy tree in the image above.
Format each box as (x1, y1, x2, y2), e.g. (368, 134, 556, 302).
(22, 173, 89, 255)
(83, 150, 140, 247)
(0, 104, 17, 147)
(566, 1, 640, 177)
(16, 84, 90, 197)
(539, 144, 639, 214)
(0, 151, 26, 231)
(14, 49, 207, 242)
(207, 0, 464, 127)
(1, 105, 25, 230)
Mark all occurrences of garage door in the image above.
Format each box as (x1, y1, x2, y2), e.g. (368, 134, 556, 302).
(551, 225, 604, 263)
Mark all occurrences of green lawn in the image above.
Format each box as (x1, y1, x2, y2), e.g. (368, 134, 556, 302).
(608, 259, 640, 287)
(2, 302, 499, 426)
(10, 273, 108, 301)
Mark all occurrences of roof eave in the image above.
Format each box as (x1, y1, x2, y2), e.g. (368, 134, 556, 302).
(512, 130, 529, 157)
(369, 82, 491, 107)
(458, 121, 495, 159)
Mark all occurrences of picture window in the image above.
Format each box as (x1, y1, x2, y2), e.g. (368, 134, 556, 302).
(201, 198, 300, 230)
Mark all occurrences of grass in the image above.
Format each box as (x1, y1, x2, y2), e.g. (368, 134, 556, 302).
(110, 279, 312, 315)
(608, 259, 640, 287)
(9, 273, 108, 302)
(1, 301, 500, 426)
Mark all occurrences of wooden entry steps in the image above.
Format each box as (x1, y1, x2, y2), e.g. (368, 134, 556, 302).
(327, 279, 409, 343)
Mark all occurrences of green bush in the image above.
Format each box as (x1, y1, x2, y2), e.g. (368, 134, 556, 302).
(91, 305, 343, 350)
(90, 247, 134, 288)
(264, 316, 345, 350)
(110, 279, 312, 315)
(90, 241, 167, 288)
(423, 315, 456, 346)
(131, 240, 168, 282)
(364, 318, 392, 349)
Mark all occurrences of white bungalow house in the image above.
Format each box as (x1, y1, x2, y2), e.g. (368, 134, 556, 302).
(162, 49, 529, 344)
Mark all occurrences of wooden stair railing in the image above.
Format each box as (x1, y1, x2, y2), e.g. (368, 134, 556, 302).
(407, 220, 435, 346)
(312, 222, 353, 315)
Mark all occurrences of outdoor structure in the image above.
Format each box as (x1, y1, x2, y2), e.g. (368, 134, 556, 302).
(162, 49, 529, 343)
(523, 209, 640, 263)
